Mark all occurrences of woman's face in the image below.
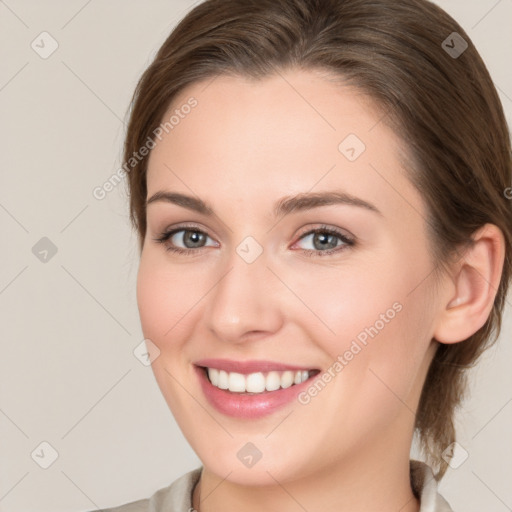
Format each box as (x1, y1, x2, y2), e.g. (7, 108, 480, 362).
(137, 69, 441, 485)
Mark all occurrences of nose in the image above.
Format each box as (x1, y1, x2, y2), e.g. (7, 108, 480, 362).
(202, 247, 284, 344)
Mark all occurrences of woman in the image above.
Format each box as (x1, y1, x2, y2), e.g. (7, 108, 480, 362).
(99, 0, 511, 510)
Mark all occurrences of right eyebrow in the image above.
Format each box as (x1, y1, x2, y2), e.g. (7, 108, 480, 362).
(146, 191, 214, 216)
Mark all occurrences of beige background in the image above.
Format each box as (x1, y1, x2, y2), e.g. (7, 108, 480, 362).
(1, 1, 511, 511)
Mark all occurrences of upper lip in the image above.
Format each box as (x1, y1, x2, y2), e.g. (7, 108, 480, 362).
(194, 358, 317, 375)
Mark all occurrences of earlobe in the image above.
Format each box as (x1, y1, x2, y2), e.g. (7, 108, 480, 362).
(433, 223, 506, 344)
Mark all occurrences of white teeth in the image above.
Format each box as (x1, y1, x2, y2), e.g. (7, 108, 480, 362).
(228, 372, 246, 392)
(280, 370, 294, 388)
(266, 371, 281, 391)
(217, 370, 229, 389)
(246, 372, 266, 393)
(206, 368, 312, 393)
(208, 368, 219, 386)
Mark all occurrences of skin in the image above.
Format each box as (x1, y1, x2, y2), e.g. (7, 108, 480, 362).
(136, 69, 505, 512)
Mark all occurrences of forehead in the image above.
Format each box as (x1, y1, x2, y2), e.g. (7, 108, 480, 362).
(146, 69, 426, 223)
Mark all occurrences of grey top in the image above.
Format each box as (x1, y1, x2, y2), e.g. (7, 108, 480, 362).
(93, 460, 452, 512)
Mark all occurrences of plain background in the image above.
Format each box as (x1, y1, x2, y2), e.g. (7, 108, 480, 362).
(1, 1, 511, 511)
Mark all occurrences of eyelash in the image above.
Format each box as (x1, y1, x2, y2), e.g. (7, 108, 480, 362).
(153, 224, 355, 257)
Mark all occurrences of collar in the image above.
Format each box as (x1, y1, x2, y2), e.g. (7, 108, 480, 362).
(410, 460, 453, 512)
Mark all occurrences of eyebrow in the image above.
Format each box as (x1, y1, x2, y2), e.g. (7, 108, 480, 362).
(146, 190, 382, 218)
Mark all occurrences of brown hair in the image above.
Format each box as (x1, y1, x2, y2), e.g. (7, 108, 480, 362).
(123, 0, 512, 479)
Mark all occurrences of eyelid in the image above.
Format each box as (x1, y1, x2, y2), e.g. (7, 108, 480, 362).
(159, 222, 218, 241)
(294, 224, 354, 243)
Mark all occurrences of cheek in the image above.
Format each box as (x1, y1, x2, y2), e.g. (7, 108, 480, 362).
(282, 247, 434, 389)
(347, 269, 434, 416)
(288, 270, 433, 450)
(136, 257, 167, 341)
(136, 253, 204, 420)
(136, 252, 203, 346)
(275, 255, 405, 358)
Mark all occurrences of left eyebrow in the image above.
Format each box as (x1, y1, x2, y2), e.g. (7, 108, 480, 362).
(273, 190, 383, 218)
(145, 190, 383, 218)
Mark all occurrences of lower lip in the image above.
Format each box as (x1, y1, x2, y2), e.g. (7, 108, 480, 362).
(195, 366, 316, 419)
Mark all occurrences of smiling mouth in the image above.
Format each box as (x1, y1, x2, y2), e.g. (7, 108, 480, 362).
(198, 366, 321, 394)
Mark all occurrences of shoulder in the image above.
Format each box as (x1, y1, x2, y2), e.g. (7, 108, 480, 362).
(410, 460, 453, 512)
(86, 467, 203, 512)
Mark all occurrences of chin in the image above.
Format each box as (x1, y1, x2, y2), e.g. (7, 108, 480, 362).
(193, 437, 317, 487)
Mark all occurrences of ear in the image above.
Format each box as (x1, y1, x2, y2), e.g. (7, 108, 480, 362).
(433, 223, 506, 344)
